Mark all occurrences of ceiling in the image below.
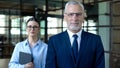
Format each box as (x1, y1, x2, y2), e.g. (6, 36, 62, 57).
(0, 0, 68, 16)
(0, 0, 109, 16)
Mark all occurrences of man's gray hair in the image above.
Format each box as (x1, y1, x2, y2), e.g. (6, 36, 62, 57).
(64, 0, 84, 13)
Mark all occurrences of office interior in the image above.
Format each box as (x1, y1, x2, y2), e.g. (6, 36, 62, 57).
(0, 0, 120, 68)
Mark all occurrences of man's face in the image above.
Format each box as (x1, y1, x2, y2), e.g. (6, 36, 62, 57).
(64, 4, 85, 33)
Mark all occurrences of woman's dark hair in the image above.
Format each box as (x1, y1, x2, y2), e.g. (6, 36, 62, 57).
(26, 17, 40, 26)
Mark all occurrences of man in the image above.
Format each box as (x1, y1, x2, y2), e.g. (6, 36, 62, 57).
(45, 1, 105, 68)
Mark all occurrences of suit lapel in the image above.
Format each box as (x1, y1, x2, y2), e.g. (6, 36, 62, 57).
(63, 30, 89, 65)
(76, 31, 89, 64)
(63, 31, 75, 62)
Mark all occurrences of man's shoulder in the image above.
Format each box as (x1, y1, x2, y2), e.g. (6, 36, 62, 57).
(82, 31, 100, 38)
(51, 31, 66, 37)
(49, 31, 67, 40)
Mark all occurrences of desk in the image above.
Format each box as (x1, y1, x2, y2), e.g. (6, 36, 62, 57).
(0, 59, 10, 68)
(0, 45, 14, 58)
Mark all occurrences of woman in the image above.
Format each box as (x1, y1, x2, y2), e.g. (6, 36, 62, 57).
(9, 17, 48, 68)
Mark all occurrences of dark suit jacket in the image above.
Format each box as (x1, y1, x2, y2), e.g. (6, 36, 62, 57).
(45, 30, 105, 68)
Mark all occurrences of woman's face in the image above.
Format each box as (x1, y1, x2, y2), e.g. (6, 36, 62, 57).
(26, 21, 40, 37)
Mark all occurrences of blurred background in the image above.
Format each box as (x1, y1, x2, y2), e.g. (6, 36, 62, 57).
(0, 0, 120, 68)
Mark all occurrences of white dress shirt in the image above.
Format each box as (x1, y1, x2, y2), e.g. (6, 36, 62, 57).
(67, 29, 82, 51)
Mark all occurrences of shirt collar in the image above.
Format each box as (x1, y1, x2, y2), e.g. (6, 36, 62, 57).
(67, 29, 82, 39)
(24, 39, 41, 47)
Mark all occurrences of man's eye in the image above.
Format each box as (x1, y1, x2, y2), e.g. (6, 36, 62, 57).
(68, 13, 74, 16)
(33, 26, 38, 28)
(76, 13, 82, 16)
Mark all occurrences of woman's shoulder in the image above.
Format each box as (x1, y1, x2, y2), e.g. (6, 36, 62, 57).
(39, 40, 48, 48)
(15, 39, 27, 47)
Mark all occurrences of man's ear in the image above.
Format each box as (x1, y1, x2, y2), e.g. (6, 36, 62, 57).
(64, 14, 66, 19)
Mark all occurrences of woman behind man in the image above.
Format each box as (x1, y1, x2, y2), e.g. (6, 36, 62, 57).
(9, 17, 48, 68)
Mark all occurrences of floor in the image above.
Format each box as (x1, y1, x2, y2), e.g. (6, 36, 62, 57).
(0, 59, 10, 68)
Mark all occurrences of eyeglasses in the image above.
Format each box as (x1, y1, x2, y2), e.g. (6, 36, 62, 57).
(27, 26, 39, 29)
(65, 13, 83, 17)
